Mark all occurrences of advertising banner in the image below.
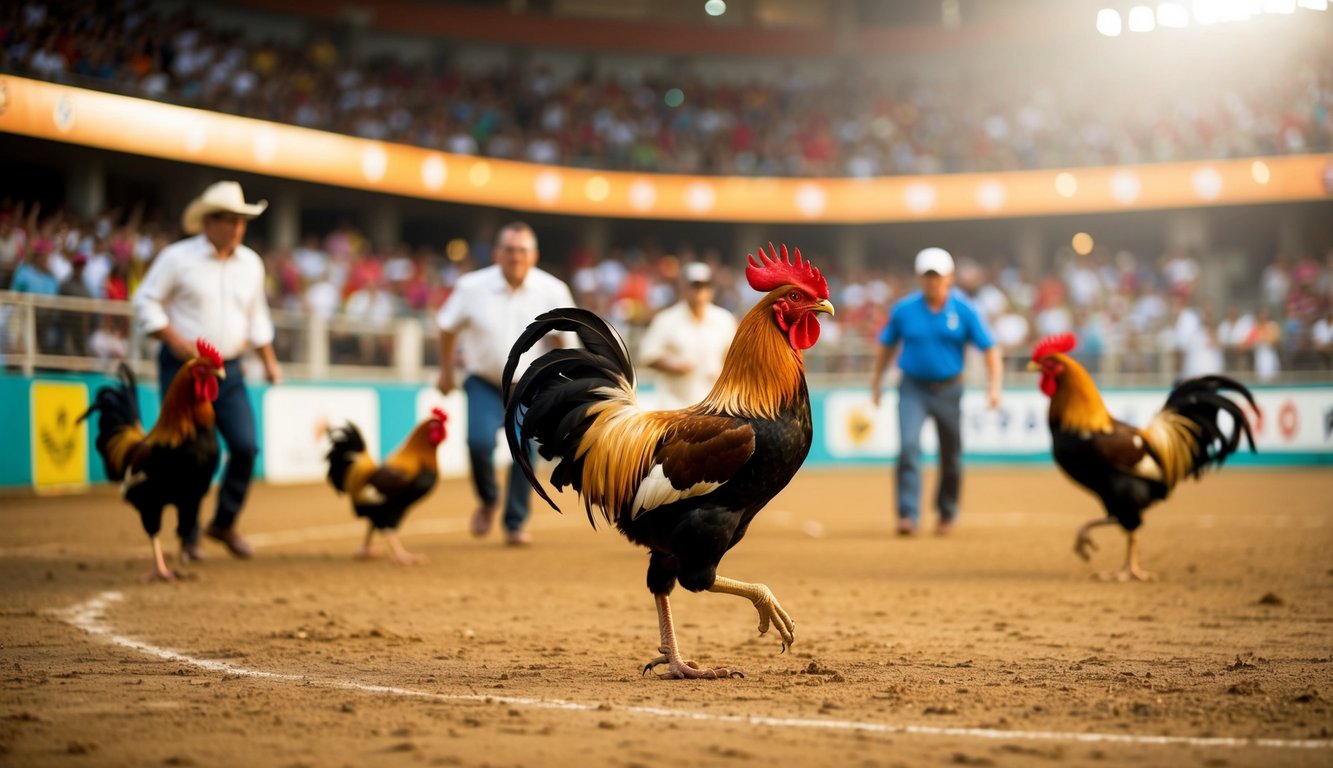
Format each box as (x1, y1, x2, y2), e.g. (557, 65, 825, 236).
(30, 381, 89, 491)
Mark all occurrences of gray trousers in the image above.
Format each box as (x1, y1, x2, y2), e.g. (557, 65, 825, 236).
(896, 375, 963, 524)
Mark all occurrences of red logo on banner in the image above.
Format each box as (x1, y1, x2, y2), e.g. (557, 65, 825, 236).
(1278, 400, 1298, 442)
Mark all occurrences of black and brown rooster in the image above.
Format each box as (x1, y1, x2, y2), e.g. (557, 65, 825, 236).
(504, 244, 833, 679)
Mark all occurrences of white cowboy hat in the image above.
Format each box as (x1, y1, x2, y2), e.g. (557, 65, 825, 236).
(181, 181, 268, 235)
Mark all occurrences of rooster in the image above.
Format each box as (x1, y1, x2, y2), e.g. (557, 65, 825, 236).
(503, 244, 833, 679)
(325, 408, 447, 565)
(1029, 333, 1257, 581)
(78, 339, 225, 581)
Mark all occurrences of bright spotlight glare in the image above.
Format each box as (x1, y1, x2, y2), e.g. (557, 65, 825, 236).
(1297, 0, 1327, 10)
(1251, 160, 1272, 184)
(1072, 233, 1095, 256)
(704, 0, 727, 16)
(1263, 0, 1296, 11)
(1193, 0, 1261, 24)
(1096, 8, 1124, 34)
(1129, 5, 1157, 30)
(1157, 2, 1192, 26)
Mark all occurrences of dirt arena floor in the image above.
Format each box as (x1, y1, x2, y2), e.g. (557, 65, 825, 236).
(2, 466, 1331, 767)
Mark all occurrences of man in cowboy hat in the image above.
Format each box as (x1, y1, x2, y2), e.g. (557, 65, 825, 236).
(134, 180, 283, 562)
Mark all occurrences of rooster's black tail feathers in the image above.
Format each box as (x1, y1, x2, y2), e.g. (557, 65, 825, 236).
(325, 422, 367, 494)
(503, 308, 634, 514)
(78, 363, 141, 480)
(1165, 374, 1258, 479)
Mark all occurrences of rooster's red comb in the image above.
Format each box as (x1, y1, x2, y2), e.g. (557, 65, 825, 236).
(430, 407, 447, 423)
(1031, 333, 1077, 362)
(745, 243, 829, 300)
(196, 338, 223, 369)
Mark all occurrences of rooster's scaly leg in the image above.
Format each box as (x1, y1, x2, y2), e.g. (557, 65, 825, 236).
(708, 575, 796, 651)
(1100, 530, 1155, 582)
(145, 536, 179, 582)
(353, 522, 382, 560)
(1074, 516, 1115, 562)
(642, 593, 742, 680)
(383, 530, 425, 565)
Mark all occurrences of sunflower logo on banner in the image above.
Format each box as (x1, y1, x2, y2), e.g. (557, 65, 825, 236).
(31, 381, 88, 490)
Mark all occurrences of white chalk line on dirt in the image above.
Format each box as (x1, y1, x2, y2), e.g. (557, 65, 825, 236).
(59, 592, 1331, 751)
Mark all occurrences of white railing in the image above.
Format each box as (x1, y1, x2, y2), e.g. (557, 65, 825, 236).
(3, 290, 1328, 388)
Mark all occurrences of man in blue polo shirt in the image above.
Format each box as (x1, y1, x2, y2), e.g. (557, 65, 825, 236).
(870, 247, 1002, 536)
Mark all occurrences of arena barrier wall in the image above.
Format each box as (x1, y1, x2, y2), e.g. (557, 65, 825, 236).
(2, 372, 1329, 492)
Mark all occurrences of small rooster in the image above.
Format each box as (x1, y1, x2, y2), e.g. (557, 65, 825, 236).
(504, 244, 833, 679)
(78, 339, 225, 581)
(1029, 333, 1257, 581)
(325, 408, 447, 565)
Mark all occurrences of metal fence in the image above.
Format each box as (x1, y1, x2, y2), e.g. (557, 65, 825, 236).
(3, 290, 1328, 389)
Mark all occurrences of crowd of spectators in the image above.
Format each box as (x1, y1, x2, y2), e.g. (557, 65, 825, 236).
(4, 1, 1331, 178)
(3, 197, 1331, 380)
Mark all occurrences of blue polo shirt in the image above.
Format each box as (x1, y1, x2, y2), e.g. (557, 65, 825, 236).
(879, 289, 994, 382)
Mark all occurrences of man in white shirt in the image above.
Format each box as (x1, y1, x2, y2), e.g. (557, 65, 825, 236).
(638, 262, 738, 410)
(134, 181, 283, 562)
(435, 222, 574, 546)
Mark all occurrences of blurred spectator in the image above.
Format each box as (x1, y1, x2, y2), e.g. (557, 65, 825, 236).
(1250, 306, 1282, 382)
(343, 276, 397, 364)
(1217, 305, 1255, 372)
(0, 210, 28, 287)
(10, 245, 61, 353)
(1312, 306, 1333, 368)
(1179, 304, 1223, 379)
(58, 253, 92, 356)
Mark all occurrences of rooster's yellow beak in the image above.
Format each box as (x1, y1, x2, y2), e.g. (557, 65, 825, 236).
(814, 299, 835, 316)
(214, 366, 227, 380)
(1025, 361, 1040, 372)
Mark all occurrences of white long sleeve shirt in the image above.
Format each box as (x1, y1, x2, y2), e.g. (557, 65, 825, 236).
(133, 234, 275, 360)
(435, 264, 574, 386)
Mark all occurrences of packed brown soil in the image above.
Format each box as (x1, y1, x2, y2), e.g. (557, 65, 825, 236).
(2, 467, 1330, 767)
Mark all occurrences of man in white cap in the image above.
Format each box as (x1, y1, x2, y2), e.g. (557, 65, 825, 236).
(639, 261, 738, 410)
(134, 180, 283, 561)
(870, 247, 1002, 536)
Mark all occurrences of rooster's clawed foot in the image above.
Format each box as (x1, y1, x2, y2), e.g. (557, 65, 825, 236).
(642, 647, 744, 680)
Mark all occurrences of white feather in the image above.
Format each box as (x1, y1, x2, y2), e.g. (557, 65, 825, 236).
(356, 485, 386, 505)
(630, 464, 721, 519)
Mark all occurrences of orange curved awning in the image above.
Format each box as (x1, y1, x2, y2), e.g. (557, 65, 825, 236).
(2, 76, 1329, 223)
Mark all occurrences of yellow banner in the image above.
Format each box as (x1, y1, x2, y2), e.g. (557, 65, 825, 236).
(1, 76, 1329, 223)
(31, 381, 89, 491)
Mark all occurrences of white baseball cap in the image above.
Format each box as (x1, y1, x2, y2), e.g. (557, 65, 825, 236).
(683, 262, 713, 284)
(914, 247, 955, 276)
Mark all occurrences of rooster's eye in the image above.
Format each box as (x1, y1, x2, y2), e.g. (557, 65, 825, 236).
(788, 290, 802, 302)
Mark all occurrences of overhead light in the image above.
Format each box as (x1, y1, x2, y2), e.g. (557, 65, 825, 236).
(1157, 2, 1192, 26)
(704, 0, 726, 16)
(1096, 8, 1124, 35)
(1193, 0, 1260, 24)
(1128, 5, 1157, 30)
(1251, 160, 1271, 184)
(1072, 233, 1095, 256)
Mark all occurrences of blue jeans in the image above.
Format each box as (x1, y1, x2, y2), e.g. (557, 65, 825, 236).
(158, 346, 256, 543)
(463, 375, 534, 533)
(896, 375, 963, 526)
